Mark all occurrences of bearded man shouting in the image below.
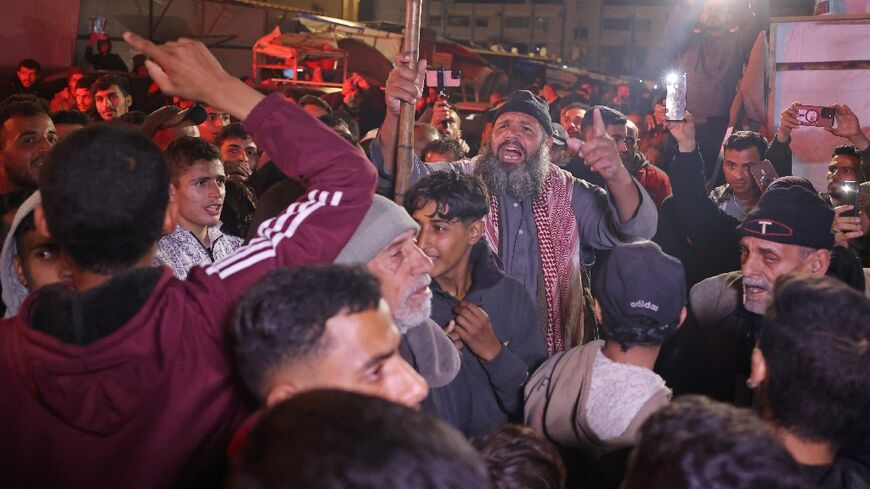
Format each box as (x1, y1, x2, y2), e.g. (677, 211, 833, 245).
(371, 56, 657, 354)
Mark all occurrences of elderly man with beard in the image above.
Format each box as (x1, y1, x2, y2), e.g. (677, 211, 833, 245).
(657, 182, 836, 406)
(372, 57, 657, 354)
(334, 194, 461, 391)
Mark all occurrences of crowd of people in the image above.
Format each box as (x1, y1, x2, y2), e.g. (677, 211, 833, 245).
(0, 0, 868, 488)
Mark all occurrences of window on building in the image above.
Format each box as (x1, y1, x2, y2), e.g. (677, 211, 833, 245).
(602, 18, 632, 30)
(475, 18, 489, 27)
(635, 19, 651, 31)
(504, 17, 530, 28)
(575, 27, 589, 40)
(448, 15, 470, 26)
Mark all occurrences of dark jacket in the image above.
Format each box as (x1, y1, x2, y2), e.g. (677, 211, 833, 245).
(654, 148, 742, 288)
(801, 458, 870, 489)
(0, 94, 377, 489)
(656, 256, 865, 405)
(85, 46, 129, 72)
(427, 241, 548, 436)
(655, 271, 762, 405)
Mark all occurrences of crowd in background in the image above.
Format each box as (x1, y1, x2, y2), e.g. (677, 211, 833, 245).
(0, 0, 868, 488)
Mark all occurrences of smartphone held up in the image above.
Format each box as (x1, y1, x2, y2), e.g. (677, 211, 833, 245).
(795, 105, 835, 128)
(425, 68, 461, 91)
(840, 180, 859, 217)
(665, 72, 687, 121)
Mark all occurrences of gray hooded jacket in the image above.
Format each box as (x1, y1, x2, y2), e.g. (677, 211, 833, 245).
(1, 191, 41, 318)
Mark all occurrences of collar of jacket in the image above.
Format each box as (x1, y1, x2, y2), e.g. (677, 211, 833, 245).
(431, 240, 505, 300)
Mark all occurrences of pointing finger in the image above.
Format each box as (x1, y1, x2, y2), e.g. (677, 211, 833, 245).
(593, 107, 606, 138)
(124, 32, 164, 63)
(143, 59, 172, 92)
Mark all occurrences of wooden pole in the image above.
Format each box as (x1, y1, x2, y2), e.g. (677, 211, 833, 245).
(394, 0, 423, 206)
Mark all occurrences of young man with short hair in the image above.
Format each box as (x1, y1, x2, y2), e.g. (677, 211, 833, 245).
(2, 59, 42, 99)
(406, 171, 547, 436)
(472, 424, 566, 489)
(49, 109, 90, 140)
(749, 274, 870, 489)
(49, 67, 84, 112)
(236, 390, 489, 489)
(92, 74, 133, 121)
(232, 265, 428, 409)
(73, 76, 96, 114)
(155, 136, 242, 279)
(215, 122, 258, 238)
(526, 240, 686, 453)
(622, 395, 811, 489)
(421, 138, 464, 163)
(0, 32, 376, 488)
(709, 130, 768, 221)
(197, 103, 231, 143)
(0, 101, 57, 194)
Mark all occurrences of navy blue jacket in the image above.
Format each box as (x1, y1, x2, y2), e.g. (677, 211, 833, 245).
(426, 241, 548, 436)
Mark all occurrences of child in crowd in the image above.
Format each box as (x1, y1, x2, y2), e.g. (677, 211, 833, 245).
(526, 240, 686, 454)
(405, 171, 547, 436)
(0, 191, 72, 316)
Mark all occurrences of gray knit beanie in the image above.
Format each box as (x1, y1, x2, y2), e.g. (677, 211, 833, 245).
(335, 195, 419, 264)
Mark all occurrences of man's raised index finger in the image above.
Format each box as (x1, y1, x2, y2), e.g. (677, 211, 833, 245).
(593, 107, 606, 137)
(123, 32, 162, 59)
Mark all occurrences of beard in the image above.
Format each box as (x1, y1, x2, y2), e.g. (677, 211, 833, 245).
(742, 275, 772, 315)
(474, 141, 550, 201)
(392, 274, 433, 333)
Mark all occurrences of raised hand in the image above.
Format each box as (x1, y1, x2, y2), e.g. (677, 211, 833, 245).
(777, 101, 800, 143)
(384, 54, 427, 117)
(123, 32, 263, 121)
(832, 204, 864, 247)
(580, 107, 630, 183)
(827, 104, 870, 151)
(666, 110, 697, 153)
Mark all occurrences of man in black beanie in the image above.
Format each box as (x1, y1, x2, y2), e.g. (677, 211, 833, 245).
(371, 58, 657, 355)
(657, 183, 836, 405)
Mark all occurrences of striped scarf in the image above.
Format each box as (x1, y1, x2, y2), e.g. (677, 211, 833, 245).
(483, 165, 586, 354)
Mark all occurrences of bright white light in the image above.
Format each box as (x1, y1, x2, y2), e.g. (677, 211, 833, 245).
(653, 84, 658, 89)
(666, 73, 679, 84)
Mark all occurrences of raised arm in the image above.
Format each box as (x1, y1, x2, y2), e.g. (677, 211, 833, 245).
(376, 54, 427, 178)
(125, 33, 377, 323)
(581, 107, 642, 223)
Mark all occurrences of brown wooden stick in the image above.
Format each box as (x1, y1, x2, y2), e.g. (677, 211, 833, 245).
(394, 0, 423, 206)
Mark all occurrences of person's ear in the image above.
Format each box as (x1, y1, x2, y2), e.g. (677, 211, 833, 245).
(545, 136, 553, 150)
(806, 249, 830, 275)
(168, 183, 178, 202)
(593, 299, 603, 325)
(676, 306, 688, 329)
(124, 95, 133, 108)
(265, 383, 299, 409)
(13, 255, 27, 288)
(33, 204, 51, 239)
(747, 347, 767, 389)
(467, 220, 485, 245)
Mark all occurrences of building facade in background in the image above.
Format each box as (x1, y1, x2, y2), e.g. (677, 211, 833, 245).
(362, 0, 813, 76)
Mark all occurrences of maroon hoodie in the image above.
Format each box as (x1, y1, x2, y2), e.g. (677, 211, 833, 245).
(0, 93, 376, 488)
